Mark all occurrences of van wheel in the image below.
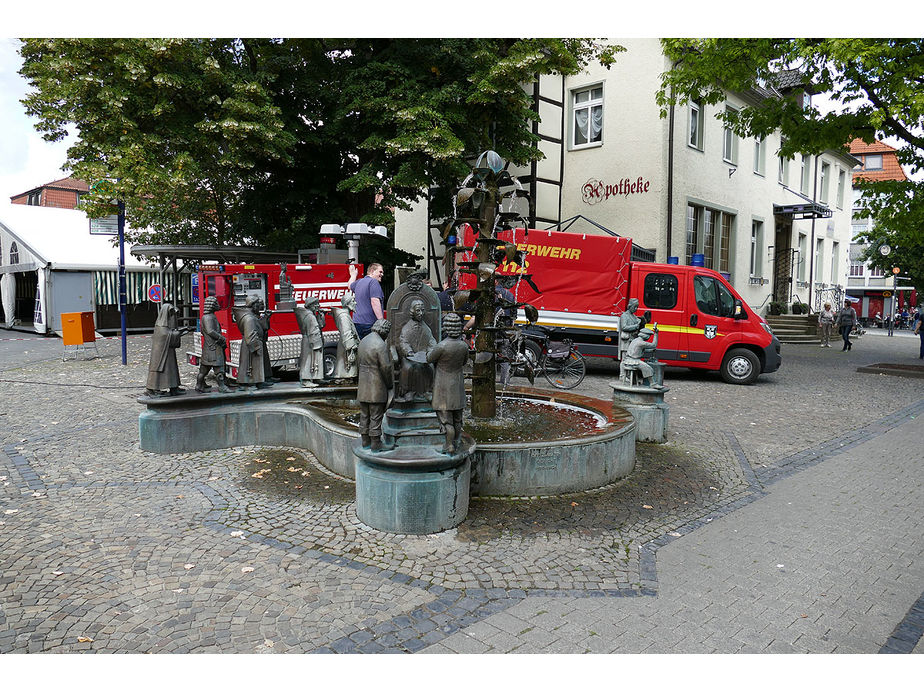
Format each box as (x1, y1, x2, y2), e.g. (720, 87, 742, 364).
(720, 348, 760, 385)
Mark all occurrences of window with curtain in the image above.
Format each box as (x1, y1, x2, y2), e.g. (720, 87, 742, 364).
(754, 137, 766, 175)
(572, 85, 603, 148)
(798, 234, 807, 281)
(9, 242, 18, 264)
(722, 106, 738, 164)
(820, 162, 831, 203)
(750, 221, 762, 276)
(689, 100, 703, 149)
(864, 154, 883, 170)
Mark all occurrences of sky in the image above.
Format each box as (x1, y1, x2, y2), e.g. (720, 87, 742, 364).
(0, 38, 77, 201)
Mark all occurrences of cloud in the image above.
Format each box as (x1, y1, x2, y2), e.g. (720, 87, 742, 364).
(0, 38, 76, 200)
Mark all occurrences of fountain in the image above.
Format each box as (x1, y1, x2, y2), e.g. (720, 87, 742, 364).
(138, 152, 650, 534)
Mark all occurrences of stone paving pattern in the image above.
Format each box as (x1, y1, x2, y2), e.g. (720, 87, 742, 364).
(1, 330, 922, 653)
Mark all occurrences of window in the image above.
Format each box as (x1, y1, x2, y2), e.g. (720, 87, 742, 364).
(9, 242, 19, 264)
(703, 209, 715, 270)
(689, 100, 703, 149)
(719, 214, 732, 273)
(687, 202, 736, 272)
(722, 106, 738, 164)
(750, 221, 763, 277)
(815, 238, 824, 282)
(831, 242, 840, 283)
(869, 265, 884, 277)
(27, 191, 41, 206)
(864, 154, 883, 170)
(836, 169, 846, 209)
(851, 222, 868, 238)
(643, 273, 678, 310)
(693, 275, 736, 318)
(571, 85, 603, 148)
(753, 137, 766, 175)
(685, 204, 700, 264)
(800, 154, 811, 195)
(820, 162, 831, 203)
(849, 260, 865, 277)
(798, 234, 807, 281)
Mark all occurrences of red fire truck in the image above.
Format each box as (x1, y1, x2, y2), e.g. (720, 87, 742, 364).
(187, 261, 359, 380)
(457, 225, 781, 385)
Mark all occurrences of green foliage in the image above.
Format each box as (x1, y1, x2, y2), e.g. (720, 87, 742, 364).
(768, 301, 788, 316)
(19, 38, 621, 251)
(658, 39, 924, 293)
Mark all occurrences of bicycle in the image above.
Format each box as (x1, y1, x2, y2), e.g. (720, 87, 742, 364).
(502, 324, 587, 389)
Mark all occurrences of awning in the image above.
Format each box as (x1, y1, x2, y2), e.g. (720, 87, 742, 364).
(93, 270, 191, 305)
(773, 202, 833, 220)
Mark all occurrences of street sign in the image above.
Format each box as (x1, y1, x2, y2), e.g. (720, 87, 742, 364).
(89, 215, 118, 235)
(893, 267, 901, 274)
(89, 180, 119, 235)
(148, 284, 163, 303)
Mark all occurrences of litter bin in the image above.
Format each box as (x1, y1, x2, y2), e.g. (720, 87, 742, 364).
(61, 311, 99, 360)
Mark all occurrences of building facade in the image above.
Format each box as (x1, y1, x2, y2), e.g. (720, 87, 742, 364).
(847, 138, 916, 323)
(396, 38, 858, 314)
(10, 176, 89, 209)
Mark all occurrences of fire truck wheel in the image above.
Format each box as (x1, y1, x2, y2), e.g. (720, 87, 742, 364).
(720, 348, 760, 385)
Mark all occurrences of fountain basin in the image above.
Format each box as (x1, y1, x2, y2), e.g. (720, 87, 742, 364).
(138, 384, 636, 496)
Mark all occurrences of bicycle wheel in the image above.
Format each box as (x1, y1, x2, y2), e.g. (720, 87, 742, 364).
(541, 350, 586, 389)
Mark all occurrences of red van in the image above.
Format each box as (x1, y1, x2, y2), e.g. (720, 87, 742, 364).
(457, 226, 781, 385)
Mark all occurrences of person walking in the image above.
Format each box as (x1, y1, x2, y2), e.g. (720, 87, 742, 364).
(348, 263, 385, 339)
(818, 302, 835, 347)
(834, 299, 858, 351)
(915, 309, 924, 360)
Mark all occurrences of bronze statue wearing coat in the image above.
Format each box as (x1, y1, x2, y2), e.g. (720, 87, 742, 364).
(397, 298, 436, 401)
(146, 303, 185, 396)
(356, 319, 393, 451)
(295, 296, 325, 387)
(427, 313, 469, 454)
(196, 296, 230, 393)
(331, 293, 360, 380)
(235, 296, 267, 389)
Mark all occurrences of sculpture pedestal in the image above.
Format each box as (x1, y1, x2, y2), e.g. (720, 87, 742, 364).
(353, 437, 474, 534)
(611, 382, 669, 443)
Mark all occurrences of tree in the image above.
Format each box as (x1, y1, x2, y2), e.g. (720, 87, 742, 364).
(657, 38, 924, 292)
(19, 38, 621, 259)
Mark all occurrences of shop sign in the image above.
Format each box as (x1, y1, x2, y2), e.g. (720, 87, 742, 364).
(582, 176, 651, 205)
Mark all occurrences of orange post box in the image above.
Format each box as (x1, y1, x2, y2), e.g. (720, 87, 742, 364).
(61, 311, 96, 345)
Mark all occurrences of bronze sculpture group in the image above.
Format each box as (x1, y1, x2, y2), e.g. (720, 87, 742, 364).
(617, 299, 665, 389)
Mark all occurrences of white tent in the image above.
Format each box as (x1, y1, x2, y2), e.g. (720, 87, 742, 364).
(0, 203, 157, 333)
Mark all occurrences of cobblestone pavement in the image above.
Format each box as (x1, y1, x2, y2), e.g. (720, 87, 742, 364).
(0, 330, 922, 654)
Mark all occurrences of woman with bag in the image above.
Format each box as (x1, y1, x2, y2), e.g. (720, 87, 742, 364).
(818, 302, 835, 348)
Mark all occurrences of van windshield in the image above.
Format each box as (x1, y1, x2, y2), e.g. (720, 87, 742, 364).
(694, 275, 736, 318)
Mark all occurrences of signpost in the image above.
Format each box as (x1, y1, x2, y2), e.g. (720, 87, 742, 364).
(90, 179, 127, 364)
